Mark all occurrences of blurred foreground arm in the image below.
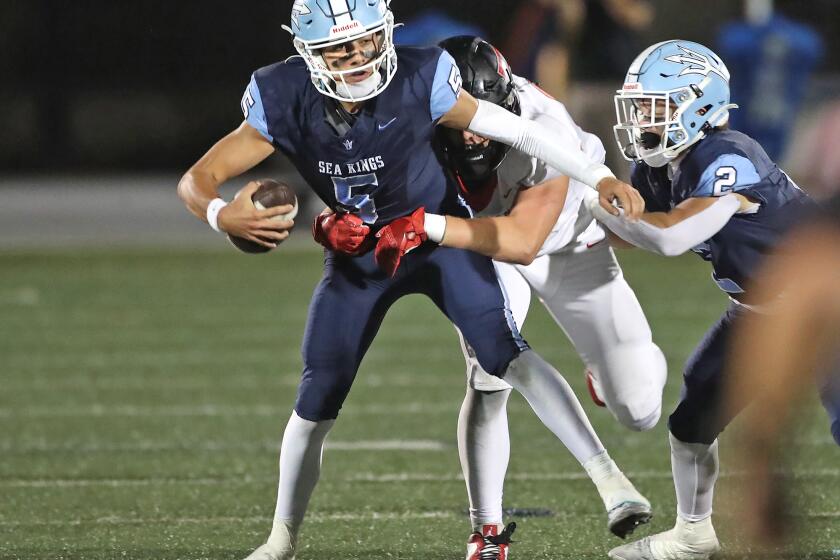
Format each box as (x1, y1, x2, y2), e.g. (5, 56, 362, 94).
(728, 222, 840, 542)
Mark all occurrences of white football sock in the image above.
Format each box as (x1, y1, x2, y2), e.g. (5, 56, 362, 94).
(458, 387, 511, 529)
(504, 350, 606, 464)
(669, 432, 719, 522)
(270, 411, 335, 541)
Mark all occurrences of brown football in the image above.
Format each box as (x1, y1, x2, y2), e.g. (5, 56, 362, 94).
(228, 179, 298, 254)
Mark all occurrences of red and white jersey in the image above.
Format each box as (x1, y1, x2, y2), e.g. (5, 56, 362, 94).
(476, 76, 606, 255)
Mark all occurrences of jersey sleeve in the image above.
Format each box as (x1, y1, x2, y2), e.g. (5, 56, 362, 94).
(429, 50, 462, 121)
(241, 74, 274, 143)
(688, 153, 762, 198)
(520, 111, 583, 186)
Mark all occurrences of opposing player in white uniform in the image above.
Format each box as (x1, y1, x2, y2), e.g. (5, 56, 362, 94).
(375, 36, 667, 560)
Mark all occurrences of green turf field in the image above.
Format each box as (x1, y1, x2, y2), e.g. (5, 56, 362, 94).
(1, 247, 837, 559)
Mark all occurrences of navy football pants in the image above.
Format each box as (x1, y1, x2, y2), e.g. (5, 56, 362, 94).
(668, 303, 747, 445)
(295, 245, 528, 421)
(669, 303, 840, 447)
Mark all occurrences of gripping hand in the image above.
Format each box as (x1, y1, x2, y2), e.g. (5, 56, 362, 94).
(312, 211, 371, 255)
(374, 207, 427, 277)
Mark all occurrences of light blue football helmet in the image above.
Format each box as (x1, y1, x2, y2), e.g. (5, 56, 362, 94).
(614, 40, 738, 167)
(282, 0, 397, 103)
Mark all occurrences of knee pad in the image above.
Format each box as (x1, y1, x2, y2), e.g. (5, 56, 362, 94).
(294, 370, 355, 421)
(462, 387, 512, 426)
(667, 408, 720, 445)
(619, 405, 661, 432)
(600, 343, 667, 431)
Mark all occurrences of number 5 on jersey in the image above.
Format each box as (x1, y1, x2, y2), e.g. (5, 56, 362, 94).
(332, 173, 379, 223)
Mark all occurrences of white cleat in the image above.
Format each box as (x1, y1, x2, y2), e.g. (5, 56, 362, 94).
(608, 517, 720, 560)
(596, 470, 653, 538)
(242, 521, 296, 560)
(585, 452, 653, 538)
(242, 543, 294, 560)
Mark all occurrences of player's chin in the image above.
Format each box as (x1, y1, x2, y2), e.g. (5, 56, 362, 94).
(345, 69, 373, 83)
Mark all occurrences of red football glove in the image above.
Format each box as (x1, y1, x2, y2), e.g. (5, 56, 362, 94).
(374, 207, 427, 277)
(312, 211, 371, 255)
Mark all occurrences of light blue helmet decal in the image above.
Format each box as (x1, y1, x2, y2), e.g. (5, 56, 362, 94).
(614, 40, 738, 167)
(282, 0, 398, 103)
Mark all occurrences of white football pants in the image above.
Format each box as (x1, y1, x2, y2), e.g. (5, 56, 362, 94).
(459, 242, 667, 431)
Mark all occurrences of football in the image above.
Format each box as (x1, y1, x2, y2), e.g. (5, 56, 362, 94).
(228, 179, 298, 254)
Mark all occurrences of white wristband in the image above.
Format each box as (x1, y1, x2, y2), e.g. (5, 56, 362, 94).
(424, 212, 447, 243)
(206, 198, 228, 233)
(584, 163, 615, 191)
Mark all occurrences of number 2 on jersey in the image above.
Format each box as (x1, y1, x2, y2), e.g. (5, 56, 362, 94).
(332, 173, 379, 223)
(713, 166, 737, 196)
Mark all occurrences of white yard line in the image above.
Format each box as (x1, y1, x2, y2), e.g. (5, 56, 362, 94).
(2, 509, 839, 528)
(3, 469, 838, 488)
(0, 512, 456, 527)
(3, 373, 455, 391)
(0, 439, 452, 453)
(0, 401, 462, 418)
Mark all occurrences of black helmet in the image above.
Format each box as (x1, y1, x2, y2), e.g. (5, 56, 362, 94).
(436, 35, 521, 186)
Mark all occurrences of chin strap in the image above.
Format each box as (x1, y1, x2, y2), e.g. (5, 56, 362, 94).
(334, 71, 383, 100)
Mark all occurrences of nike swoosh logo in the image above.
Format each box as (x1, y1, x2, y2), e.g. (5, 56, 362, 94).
(378, 117, 397, 130)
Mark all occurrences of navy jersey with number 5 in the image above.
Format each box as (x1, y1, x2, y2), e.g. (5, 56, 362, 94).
(631, 128, 812, 301)
(231, 46, 529, 422)
(241, 46, 465, 225)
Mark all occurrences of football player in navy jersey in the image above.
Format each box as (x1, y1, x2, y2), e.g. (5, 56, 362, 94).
(587, 40, 814, 560)
(176, 2, 648, 559)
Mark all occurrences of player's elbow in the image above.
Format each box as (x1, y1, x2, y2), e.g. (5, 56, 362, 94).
(510, 252, 536, 266)
(519, 245, 541, 266)
(177, 169, 208, 219)
(493, 244, 536, 266)
(647, 233, 692, 257)
(176, 173, 192, 205)
(509, 238, 542, 265)
(658, 242, 690, 257)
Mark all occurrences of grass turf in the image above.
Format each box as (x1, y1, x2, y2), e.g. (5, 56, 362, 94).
(1, 248, 837, 559)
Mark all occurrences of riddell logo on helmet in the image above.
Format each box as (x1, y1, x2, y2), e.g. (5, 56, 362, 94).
(623, 82, 642, 91)
(330, 20, 362, 36)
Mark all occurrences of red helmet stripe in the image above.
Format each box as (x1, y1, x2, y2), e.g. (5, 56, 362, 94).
(491, 45, 508, 78)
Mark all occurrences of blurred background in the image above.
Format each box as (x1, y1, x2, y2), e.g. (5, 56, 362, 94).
(1, 0, 839, 247)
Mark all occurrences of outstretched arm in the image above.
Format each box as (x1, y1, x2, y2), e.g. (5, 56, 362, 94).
(433, 175, 570, 265)
(590, 192, 757, 256)
(438, 92, 644, 219)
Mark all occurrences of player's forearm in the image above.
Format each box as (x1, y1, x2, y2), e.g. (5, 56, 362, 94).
(177, 167, 224, 222)
(591, 195, 739, 256)
(435, 215, 543, 265)
(466, 100, 614, 190)
(177, 122, 276, 222)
